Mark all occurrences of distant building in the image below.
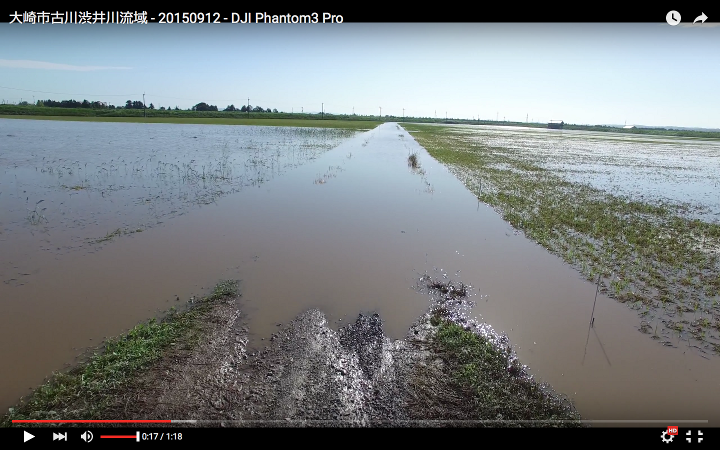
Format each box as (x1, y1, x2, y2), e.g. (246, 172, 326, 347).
(623, 125, 636, 129)
(548, 120, 564, 129)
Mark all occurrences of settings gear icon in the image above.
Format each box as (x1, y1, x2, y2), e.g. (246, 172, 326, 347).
(661, 430, 675, 443)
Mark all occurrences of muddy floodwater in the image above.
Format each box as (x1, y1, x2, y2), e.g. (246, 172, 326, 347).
(1, 119, 719, 425)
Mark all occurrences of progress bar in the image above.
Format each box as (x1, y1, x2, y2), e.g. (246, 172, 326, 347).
(12, 420, 172, 423)
(101, 432, 140, 442)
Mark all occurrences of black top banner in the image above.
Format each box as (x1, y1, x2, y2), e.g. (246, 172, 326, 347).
(0, 5, 717, 23)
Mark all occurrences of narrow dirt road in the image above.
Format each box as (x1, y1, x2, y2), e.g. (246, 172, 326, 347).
(111, 286, 580, 427)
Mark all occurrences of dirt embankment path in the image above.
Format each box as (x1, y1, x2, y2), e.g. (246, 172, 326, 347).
(113, 286, 580, 427)
(121, 297, 434, 425)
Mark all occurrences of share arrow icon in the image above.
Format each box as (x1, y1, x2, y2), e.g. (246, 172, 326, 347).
(694, 12, 708, 23)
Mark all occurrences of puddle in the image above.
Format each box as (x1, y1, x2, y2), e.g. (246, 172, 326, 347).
(1, 120, 719, 426)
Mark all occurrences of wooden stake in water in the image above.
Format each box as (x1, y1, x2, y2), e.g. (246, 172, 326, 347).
(582, 274, 602, 365)
(590, 273, 600, 327)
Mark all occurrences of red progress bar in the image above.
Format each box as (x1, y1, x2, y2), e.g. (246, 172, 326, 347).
(12, 420, 171, 423)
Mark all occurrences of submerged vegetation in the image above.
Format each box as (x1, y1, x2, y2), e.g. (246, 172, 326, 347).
(2, 123, 359, 260)
(0, 280, 239, 427)
(403, 123, 720, 356)
(89, 227, 144, 244)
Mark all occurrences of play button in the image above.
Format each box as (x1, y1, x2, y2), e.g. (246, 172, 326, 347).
(24, 431, 34, 442)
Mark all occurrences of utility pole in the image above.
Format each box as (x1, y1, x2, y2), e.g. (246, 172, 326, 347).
(526, 113, 528, 123)
(247, 98, 250, 118)
(352, 106, 354, 115)
(402, 108, 404, 121)
(379, 106, 381, 118)
(143, 93, 146, 117)
(322, 102, 324, 120)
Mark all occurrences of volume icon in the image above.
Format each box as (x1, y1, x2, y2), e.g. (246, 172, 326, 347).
(81, 431, 93, 442)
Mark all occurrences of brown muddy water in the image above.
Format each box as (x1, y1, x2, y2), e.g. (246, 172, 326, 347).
(1, 119, 719, 425)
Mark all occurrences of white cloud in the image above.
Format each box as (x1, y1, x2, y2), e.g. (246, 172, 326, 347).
(0, 59, 131, 71)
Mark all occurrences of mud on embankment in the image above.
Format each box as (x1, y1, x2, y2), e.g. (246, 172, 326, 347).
(3, 280, 581, 427)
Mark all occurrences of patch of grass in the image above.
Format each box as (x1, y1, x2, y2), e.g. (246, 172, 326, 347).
(402, 123, 720, 354)
(0, 280, 239, 427)
(422, 317, 581, 424)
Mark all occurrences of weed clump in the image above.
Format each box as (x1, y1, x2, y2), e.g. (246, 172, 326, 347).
(408, 152, 420, 169)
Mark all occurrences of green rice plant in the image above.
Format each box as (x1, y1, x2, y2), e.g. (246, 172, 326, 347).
(26, 200, 48, 225)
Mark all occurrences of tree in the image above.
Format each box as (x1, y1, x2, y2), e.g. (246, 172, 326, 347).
(192, 102, 218, 112)
(240, 105, 248, 113)
(125, 100, 133, 109)
(149, 103, 155, 109)
(252, 106, 264, 112)
(174, 106, 179, 111)
(266, 108, 271, 113)
(224, 104, 237, 111)
(159, 106, 166, 111)
(273, 108, 278, 113)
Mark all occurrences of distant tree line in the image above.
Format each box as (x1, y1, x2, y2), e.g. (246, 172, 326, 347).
(216, 103, 278, 113)
(38, 99, 114, 109)
(32, 99, 280, 113)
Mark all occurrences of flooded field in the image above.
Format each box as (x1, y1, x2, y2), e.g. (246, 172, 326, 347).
(1, 119, 719, 425)
(454, 125, 720, 221)
(0, 120, 356, 284)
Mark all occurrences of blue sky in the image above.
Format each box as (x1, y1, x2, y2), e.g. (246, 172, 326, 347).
(1, 23, 718, 128)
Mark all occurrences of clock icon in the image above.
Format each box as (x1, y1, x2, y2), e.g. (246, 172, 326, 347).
(666, 10, 681, 26)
